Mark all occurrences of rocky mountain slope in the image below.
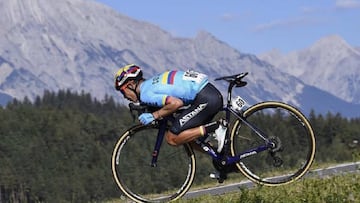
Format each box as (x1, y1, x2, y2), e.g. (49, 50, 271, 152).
(259, 35, 360, 105)
(0, 0, 359, 117)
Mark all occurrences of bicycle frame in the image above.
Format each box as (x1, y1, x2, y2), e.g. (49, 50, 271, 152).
(149, 107, 274, 168)
(149, 72, 275, 168)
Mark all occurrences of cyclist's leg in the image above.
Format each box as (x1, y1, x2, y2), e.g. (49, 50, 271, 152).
(166, 83, 223, 146)
(165, 127, 204, 146)
(188, 140, 208, 153)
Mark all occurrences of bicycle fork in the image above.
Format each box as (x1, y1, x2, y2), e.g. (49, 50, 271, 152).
(150, 120, 167, 167)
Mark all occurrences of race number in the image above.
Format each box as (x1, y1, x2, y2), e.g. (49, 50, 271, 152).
(231, 96, 247, 112)
(183, 70, 207, 83)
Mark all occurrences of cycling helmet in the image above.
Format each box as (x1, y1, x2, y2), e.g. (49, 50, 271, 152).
(114, 64, 143, 90)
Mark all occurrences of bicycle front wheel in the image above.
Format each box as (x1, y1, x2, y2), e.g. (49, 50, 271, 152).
(112, 124, 196, 203)
(230, 101, 316, 186)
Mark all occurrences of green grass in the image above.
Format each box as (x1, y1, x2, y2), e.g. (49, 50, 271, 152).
(174, 172, 360, 203)
(106, 172, 360, 202)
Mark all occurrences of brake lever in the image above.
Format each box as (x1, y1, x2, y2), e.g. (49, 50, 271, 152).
(128, 103, 147, 122)
(129, 108, 136, 122)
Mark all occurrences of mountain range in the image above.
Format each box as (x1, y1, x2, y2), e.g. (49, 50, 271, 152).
(259, 35, 360, 105)
(0, 0, 359, 118)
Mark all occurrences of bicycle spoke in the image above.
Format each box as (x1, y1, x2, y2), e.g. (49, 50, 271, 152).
(112, 125, 195, 202)
(231, 102, 315, 186)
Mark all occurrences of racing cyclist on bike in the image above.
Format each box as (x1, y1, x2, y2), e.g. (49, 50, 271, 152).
(114, 64, 227, 153)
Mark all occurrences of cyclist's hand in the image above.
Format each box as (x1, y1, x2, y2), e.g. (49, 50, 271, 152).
(138, 113, 155, 125)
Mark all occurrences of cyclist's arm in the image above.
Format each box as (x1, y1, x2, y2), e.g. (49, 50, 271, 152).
(152, 96, 183, 119)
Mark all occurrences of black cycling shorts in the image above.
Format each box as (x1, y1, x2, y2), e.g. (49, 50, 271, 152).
(170, 83, 223, 135)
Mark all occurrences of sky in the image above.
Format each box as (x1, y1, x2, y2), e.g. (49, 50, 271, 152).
(95, 0, 360, 55)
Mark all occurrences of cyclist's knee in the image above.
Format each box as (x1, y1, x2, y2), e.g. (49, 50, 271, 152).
(165, 131, 180, 146)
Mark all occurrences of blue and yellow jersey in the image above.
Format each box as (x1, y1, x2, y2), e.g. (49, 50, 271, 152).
(140, 70, 208, 107)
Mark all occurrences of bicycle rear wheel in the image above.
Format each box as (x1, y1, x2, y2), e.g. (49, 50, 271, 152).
(112, 124, 196, 203)
(230, 101, 316, 186)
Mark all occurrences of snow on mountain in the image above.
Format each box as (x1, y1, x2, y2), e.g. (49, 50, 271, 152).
(0, 0, 359, 117)
(259, 35, 360, 105)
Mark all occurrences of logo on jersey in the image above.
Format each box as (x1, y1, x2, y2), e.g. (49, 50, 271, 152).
(179, 103, 208, 126)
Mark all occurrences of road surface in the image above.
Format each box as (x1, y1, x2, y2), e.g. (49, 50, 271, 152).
(184, 161, 360, 199)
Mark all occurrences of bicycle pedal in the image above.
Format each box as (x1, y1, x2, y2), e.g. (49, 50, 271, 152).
(209, 172, 219, 179)
(209, 171, 227, 183)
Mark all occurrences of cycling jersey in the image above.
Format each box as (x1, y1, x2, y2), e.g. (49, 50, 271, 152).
(140, 70, 208, 107)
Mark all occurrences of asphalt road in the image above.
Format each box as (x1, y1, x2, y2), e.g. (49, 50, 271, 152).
(184, 161, 360, 199)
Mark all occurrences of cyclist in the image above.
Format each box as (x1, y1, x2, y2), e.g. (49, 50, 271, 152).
(114, 64, 227, 153)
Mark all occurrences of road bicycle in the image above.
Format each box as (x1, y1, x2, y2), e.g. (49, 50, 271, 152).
(111, 72, 316, 203)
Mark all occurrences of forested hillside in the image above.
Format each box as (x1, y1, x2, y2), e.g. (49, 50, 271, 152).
(0, 90, 133, 202)
(0, 90, 359, 202)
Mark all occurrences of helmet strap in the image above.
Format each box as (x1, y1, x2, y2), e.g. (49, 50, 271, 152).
(128, 80, 141, 101)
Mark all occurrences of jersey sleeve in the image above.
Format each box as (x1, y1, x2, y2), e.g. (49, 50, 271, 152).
(140, 91, 170, 107)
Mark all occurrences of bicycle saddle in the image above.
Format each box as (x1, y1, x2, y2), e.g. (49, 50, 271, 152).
(215, 72, 248, 87)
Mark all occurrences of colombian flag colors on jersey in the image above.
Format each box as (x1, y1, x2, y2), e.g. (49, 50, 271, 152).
(161, 71, 177, 85)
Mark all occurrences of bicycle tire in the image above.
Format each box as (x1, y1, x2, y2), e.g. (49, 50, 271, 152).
(111, 124, 196, 203)
(230, 101, 316, 186)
